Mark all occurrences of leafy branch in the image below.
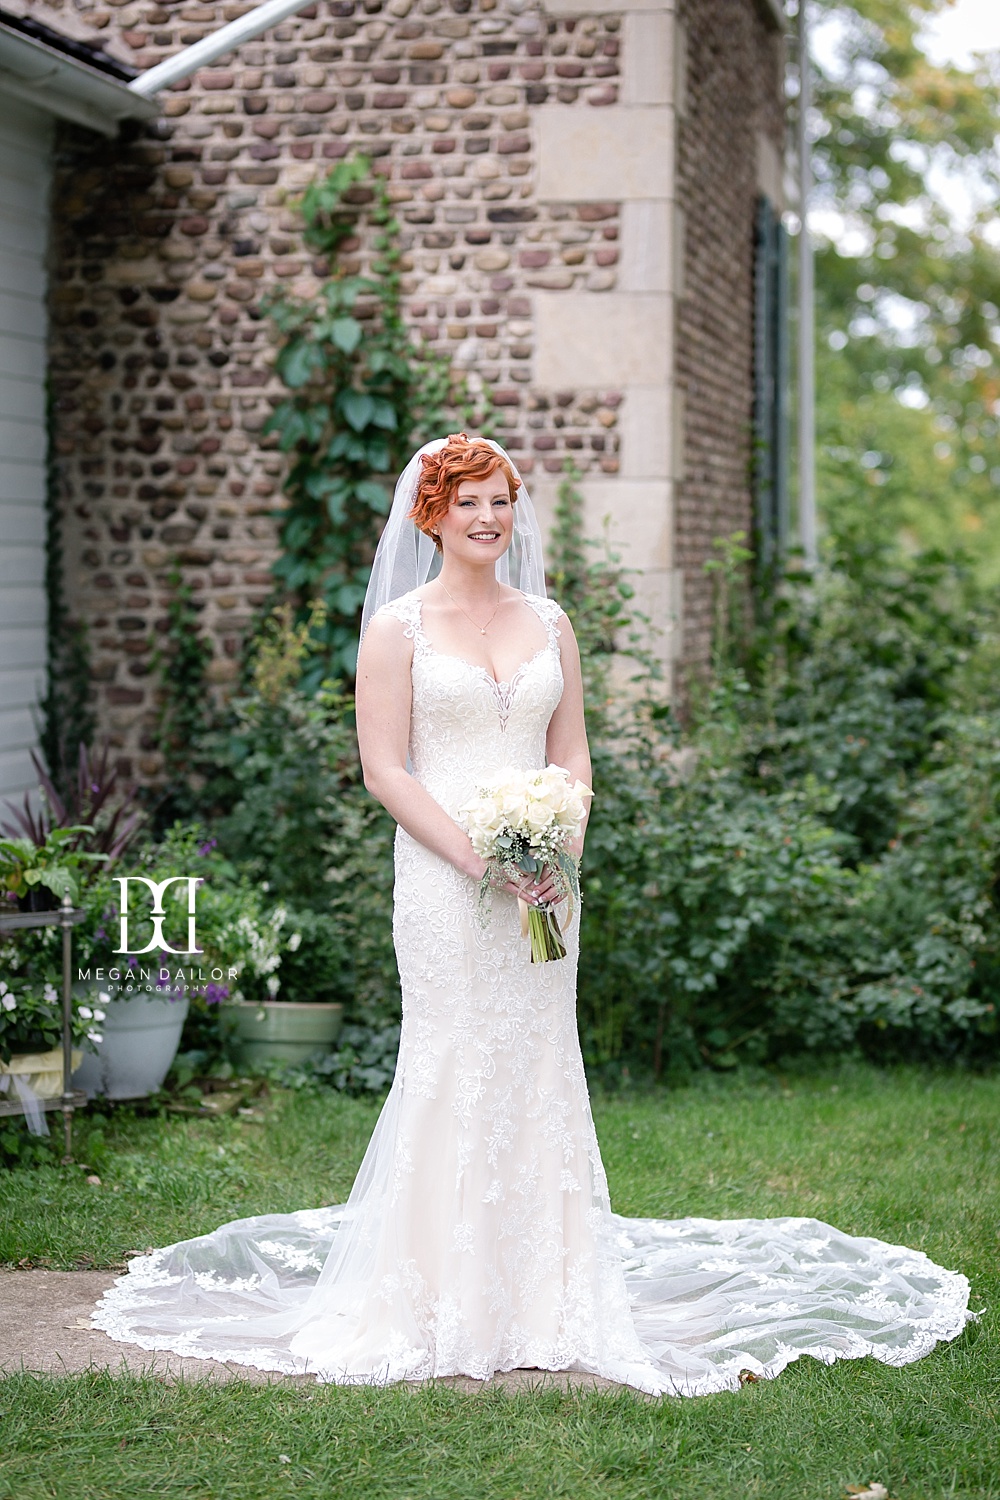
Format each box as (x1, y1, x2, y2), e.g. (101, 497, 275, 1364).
(265, 155, 485, 686)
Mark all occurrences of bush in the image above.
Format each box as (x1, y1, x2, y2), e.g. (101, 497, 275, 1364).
(575, 541, 1000, 1078)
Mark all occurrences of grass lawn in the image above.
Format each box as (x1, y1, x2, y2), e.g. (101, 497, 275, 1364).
(1, 1062, 997, 1499)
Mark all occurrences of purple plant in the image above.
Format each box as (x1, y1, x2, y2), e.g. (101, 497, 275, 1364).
(0, 743, 144, 864)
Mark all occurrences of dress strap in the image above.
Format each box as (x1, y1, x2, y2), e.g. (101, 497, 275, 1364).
(523, 592, 564, 650)
(375, 592, 432, 659)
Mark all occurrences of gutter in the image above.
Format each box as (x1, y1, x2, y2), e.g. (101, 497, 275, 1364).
(129, 0, 316, 98)
(0, 20, 156, 135)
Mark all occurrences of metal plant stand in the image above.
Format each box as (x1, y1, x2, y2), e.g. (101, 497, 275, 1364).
(0, 892, 87, 1162)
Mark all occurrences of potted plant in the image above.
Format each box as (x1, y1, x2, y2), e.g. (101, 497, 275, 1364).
(69, 869, 192, 1102)
(1, 744, 143, 912)
(0, 976, 99, 1116)
(0, 828, 108, 912)
(0, 744, 193, 1102)
(214, 902, 344, 1069)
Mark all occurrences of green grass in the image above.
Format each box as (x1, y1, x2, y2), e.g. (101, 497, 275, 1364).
(1, 1063, 998, 1499)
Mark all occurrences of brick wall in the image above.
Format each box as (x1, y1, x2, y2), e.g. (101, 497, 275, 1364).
(42, 0, 784, 776)
(674, 0, 785, 676)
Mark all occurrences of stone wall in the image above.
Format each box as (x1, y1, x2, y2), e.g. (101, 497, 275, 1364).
(43, 0, 785, 778)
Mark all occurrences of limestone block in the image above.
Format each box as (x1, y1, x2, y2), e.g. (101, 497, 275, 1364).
(622, 11, 673, 106)
(627, 564, 683, 659)
(531, 475, 674, 573)
(619, 201, 673, 294)
(535, 291, 674, 388)
(756, 129, 785, 210)
(620, 385, 672, 479)
(536, 106, 673, 203)
(543, 0, 673, 14)
(580, 477, 674, 570)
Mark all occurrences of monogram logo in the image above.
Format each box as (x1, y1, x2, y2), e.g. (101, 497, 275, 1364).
(113, 876, 203, 956)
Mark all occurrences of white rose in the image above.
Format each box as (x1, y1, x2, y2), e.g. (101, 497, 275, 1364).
(524, 800, 556, 835)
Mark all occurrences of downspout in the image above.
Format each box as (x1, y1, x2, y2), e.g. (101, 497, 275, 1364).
(128, 0, 315, 97)
(796, 0, 818, 567)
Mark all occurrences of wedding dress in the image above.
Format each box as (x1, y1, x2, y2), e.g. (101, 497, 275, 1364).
(93, 590, 971, 1394)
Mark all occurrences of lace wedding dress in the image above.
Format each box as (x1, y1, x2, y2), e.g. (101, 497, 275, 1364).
(93, 591, 971, 1394)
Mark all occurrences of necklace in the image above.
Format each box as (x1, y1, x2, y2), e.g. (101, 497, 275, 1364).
(439, 579, 502, 635)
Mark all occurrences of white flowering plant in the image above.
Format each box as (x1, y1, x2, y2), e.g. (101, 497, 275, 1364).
(0, 977, 105, 1064)
(460, 765, 592, 964)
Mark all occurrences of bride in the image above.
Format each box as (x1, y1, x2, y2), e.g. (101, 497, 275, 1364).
(93, 433, 970, 1394)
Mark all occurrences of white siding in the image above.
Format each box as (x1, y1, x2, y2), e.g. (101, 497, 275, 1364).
(0, 99, 51, 802)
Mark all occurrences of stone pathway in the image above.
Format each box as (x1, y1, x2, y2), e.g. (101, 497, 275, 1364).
(0, 1270, 622, 1392)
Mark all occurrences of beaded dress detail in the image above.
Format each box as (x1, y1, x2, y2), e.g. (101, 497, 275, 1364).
(93, 591, 971, 1392)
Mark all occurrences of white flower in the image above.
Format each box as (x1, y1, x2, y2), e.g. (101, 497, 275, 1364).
(287, 931, 302, 953)
(87, 1030, 103, 1043)
(266, 974, 281, 997)
(0, 981, 16, 1013)
(93, 1008, 106, 1022)
(43, 983, 58, 1003)
(78, 1006, 93, 1020)
(98, 991, 110, 1003)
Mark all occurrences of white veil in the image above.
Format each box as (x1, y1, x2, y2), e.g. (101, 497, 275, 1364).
(360, 437, 547, 639)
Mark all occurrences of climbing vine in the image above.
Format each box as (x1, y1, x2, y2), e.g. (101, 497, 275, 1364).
(154, 566, 212, 807)
(265, 155, 488, 685)
(40, 387, 94, 791)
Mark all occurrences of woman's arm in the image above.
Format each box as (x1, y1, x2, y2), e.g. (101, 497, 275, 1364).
(545, 612, 593, 863)
(356, 612, 487, 880)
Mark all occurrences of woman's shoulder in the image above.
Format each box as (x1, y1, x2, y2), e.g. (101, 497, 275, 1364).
(521, 591, 568, 631)
(371, 589, 423, 627)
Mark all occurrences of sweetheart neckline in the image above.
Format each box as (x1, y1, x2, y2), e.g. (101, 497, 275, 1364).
(418, 639, 556, 692)
(410, 592, 559, 691)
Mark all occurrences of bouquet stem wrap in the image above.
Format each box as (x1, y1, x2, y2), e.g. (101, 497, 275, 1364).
(460, 766, 592, 965)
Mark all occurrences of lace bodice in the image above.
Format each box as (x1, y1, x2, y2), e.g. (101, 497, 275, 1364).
(375, 590, 565, 817)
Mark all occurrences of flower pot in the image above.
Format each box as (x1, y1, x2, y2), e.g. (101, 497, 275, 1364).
(1, 1047, 83, 1100)
(221, 1001, 343, 1069)
(72, 992, 190, 1100)
(16, 889, 60, 913)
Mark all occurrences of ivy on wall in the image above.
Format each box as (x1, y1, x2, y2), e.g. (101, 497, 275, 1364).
(265, 156, 487, 685)
(41, 387, 94, 791)
(152, 565, 212, 815)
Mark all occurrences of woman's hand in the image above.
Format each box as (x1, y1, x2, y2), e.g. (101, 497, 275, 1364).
(508, 864, 563, 909)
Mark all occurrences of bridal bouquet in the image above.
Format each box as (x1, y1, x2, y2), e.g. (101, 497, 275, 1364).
(460, 765, 592, 963)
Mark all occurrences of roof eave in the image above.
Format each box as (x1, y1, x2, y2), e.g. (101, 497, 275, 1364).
(0, 22, 157, 136)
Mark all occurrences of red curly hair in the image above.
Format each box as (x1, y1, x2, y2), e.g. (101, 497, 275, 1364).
(409, 433, 520, 550)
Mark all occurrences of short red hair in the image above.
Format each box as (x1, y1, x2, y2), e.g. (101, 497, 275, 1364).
(409, 433, 520, 549)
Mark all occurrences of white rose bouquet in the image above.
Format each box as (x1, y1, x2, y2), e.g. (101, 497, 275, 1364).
(459, 765, 593, 963)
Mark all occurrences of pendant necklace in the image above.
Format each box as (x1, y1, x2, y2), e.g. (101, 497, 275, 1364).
(439, 579, 502, 635)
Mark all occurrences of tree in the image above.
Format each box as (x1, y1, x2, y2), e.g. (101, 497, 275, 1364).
(810, 0, 1000, 576)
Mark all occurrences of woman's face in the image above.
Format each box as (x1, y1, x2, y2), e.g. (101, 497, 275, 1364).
(436, 470, 515, 566)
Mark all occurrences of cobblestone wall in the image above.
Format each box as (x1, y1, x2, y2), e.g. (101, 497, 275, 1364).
(674, 0, 786, 676)
(44, 0, 784, 776)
